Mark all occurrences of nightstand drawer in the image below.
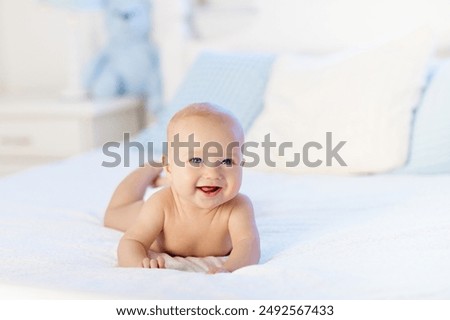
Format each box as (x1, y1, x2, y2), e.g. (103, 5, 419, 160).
(0, 96, 145, 176)
(0, 118, 83, 157)
(0, 155, 58, 176)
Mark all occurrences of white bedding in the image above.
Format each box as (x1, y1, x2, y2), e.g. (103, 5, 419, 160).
(0, 149, 449, 299)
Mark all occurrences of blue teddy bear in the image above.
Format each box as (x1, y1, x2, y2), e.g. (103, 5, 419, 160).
(84, 0, 162, 113)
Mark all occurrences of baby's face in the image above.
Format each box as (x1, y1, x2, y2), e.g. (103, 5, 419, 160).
(166, 115, 243, 210)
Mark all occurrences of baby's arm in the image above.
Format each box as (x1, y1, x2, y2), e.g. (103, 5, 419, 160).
(117, 192, 165, 268)
(211, 195, 260, 273)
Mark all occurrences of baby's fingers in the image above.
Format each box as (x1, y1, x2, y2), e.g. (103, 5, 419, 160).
(143, 255, 165, 269)
(142, 258, 151, 268)
(156, 256, 165, 268)
(149, 258, 165, 269)
(150, 258, 158, 268)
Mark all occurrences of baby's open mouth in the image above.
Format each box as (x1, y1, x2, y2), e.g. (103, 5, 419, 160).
(197, 186, 222, 195)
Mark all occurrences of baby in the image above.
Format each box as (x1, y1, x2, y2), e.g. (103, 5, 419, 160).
(104, 102, 260, 273)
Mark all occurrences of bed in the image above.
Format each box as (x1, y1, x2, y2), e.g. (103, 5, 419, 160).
(1, 0, 450, 299)
(0, 150, 449, 299)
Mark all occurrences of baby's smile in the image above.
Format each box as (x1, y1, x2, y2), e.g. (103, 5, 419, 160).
(196, 186, 222, 196)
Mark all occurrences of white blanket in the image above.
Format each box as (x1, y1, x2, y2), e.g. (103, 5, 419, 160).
(0, 150, 449, 299)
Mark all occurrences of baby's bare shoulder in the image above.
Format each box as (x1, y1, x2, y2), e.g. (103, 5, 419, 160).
(142, 187, 173, 213)
(148, 187, 172, 201)
(226, 193, 254, 215)
(231, 193, 252, 206)
(227, 193, 258, 241)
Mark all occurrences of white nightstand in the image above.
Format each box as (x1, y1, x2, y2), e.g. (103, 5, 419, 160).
(0, 95, 146, 176)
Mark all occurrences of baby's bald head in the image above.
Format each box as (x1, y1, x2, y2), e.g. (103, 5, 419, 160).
(167, 102, 244, 143)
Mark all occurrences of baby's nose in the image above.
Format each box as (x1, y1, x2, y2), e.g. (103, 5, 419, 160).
(203, 162, 223, 179)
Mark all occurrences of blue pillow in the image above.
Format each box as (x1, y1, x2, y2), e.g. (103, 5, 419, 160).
(135, 51, 275, 155)
(167, 51, 275, 131)
(401, 60, 450, 174)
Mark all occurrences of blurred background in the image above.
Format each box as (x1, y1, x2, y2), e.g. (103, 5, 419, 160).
(0, 0, 259, 176)
(1, 0, 450, 176)
(2, 0, 450, 98)
(0, 0, 255, 96)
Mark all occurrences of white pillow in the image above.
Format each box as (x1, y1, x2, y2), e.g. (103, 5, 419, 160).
(400, 58, 450, 174)
(245, 29, 432, 175)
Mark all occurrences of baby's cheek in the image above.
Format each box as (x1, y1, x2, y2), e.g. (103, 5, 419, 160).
(233, 168, 243, 185)
(229, 176, 242, 194)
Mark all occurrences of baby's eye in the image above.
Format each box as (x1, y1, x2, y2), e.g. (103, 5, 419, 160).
(189, 157, 203, 165)
(221, 158, 233, 166)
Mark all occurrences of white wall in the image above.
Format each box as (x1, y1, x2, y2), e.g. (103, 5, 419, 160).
(0, 0, 8, 91)
(0, 0, 67, 94)
(0, 0, 103, 95)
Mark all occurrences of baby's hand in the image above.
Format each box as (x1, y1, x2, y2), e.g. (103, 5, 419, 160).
(141, 256, 165, 269)
(207, 265, 230, 274)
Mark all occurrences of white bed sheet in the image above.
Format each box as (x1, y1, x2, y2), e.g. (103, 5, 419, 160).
(0, 150, 449, 299)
